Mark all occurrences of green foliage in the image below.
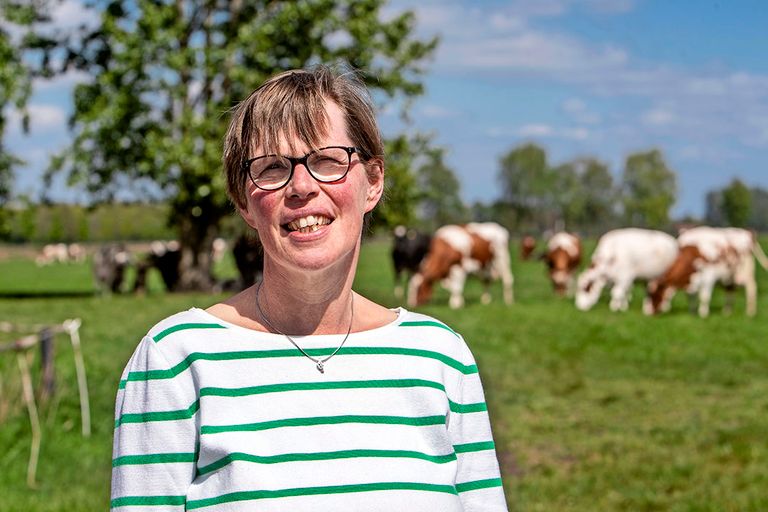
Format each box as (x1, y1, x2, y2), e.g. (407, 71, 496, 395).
(722, 178, 752, 227)
(415, 143, 467, 230)
(621, 149, 677, 229)
(44, 0, 436, 288)
(5, 203, 175, 243)
(497, 143, 552, 230)
(2, 238, 768, 510)
(495, 145, 619, 233)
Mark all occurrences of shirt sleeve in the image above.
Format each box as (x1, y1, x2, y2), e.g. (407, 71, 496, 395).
(111, 336, 198, 511)
(447, 336, 508, 512)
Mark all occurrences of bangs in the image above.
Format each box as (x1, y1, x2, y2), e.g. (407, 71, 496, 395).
(245, 75, 331, 157)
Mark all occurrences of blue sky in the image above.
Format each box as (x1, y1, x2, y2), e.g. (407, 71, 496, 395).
(6, 0, 768, 217)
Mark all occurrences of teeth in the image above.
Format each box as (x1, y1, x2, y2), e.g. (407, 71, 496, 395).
(286, 215, 330, 232)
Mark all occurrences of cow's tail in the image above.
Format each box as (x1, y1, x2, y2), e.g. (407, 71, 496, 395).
(752, 236, 768, 271)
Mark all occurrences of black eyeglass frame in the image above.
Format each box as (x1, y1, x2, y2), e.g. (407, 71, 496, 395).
(243, 145, 359, 191)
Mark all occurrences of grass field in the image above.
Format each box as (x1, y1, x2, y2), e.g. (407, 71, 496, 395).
(1, 237, 767, 511)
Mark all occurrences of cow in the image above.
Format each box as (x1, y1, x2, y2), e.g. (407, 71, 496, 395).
(391, 225, 431, 299)
(35, 243, 70, 266)
(575, 228, 678, 312)
(133, 240, 183, 293)
(542, 232, 581, 296)
(520, 235, 537, 261)
(93, 243, 132, 294)
(232, 234, 265, 289)
(644, 226, 768, 317)
(407, 222, 514, 309)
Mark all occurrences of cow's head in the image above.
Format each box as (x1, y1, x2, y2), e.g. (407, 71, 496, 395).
(545, 249, 573, 296)
(574, 265, 605, 310)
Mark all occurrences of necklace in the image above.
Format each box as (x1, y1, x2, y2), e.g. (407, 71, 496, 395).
(255, 281, 354, 373)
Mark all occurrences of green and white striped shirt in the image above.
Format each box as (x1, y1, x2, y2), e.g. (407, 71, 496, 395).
(111, 307, 507, 511)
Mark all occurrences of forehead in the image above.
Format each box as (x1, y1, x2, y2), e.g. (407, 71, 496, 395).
(252, 99, 351, 156)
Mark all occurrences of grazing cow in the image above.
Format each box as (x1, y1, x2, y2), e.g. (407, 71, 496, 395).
(391, 226, 431, 299)
(35, 243, 70, 266)
(93, 243, 132, 294)
(644, 226, 768, 317)
(520, 235, 537, 261)
(407, 222, 514, 309)
(543, 232, 582, 296)
(575, 228, 678, 312)
(133, 240, 183, 293)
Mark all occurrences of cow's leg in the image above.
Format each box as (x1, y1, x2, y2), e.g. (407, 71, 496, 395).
(444, 265, 467, 309)
(609, 279, 631, 312)
(697, 284, 713, 318)
(744, 278, 757, 317)
(491, 255, 514, 305)
(393, 269, 404, 299)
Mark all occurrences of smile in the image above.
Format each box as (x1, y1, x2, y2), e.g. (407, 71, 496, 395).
(284, 214, 332, 234)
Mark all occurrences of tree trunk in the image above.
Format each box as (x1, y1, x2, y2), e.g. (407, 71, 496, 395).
(175, 214, 220, 292)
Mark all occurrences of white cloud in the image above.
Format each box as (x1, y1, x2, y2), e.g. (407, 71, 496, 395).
(641, 107, 676, 126)
(517, 124, 554, 137)
(561, 97, 602, 125)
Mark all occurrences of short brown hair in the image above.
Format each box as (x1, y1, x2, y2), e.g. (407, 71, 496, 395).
(223, 64, 384, 209)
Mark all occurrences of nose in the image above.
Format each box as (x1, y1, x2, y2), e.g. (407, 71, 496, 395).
(285, 163, 319, 199)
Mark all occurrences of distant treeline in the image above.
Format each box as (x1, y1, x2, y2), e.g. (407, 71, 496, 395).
(2, 202, 179, 243)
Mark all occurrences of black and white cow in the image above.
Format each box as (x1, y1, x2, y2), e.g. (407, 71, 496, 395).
(391, 226, 431, 299)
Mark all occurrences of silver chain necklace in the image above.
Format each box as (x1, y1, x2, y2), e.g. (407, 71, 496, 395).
(255, 281, 354, 373)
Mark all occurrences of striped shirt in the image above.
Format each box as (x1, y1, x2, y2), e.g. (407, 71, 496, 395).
(111, 307, 507, 511)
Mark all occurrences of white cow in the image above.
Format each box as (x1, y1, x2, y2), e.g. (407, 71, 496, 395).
(644, 226, 768, 317)
(408, 222, 514, 309)
(575, 228, 678, 312)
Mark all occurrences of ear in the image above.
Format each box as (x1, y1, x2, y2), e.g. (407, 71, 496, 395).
(364, 160, 385, 213)
(237, 202, 259, 231)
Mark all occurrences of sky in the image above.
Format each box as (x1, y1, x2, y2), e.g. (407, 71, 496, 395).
(6, 0, 768, 217)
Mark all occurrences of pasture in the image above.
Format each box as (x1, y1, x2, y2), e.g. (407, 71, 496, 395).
(1, 237, 767, 511)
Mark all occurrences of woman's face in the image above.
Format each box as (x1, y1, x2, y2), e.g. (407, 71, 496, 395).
(238, 99, 383, 275)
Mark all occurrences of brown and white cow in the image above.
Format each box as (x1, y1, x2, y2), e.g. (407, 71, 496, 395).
(407, 222, 514, 309)
(520, 235, 537, 261)
(644, 226, 768, 317)
(575, 228, 679, 312)
(543, 232, 581, 296)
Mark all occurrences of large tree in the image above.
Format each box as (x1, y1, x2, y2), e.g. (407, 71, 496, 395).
(45, 0, 436, 290)
(721, 178, 752, 227)
(497, 143, 553, 231)
(621, 149, 677, 229)
(416, 144, 466, 230)
(0, 1, 38, 237)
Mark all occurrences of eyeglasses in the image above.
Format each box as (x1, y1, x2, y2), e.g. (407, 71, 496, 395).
(244, 146, 358, 191)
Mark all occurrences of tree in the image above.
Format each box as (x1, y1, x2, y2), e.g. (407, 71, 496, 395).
(621, 149, 677, 228)
(497, 143, 553, 231)
(0, 1, 37, 237)
(721, 178, 751, 227)
(704, 190, 725, 226)
(749, 187, 768, 231)
(416, 144, 466, 230)
(46, 0, 437, 290)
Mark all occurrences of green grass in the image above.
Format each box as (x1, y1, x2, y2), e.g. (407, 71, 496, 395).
(1, 238, 768, 511)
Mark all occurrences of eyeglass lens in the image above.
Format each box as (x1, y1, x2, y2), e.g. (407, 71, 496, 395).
(249, 147, 352, 190)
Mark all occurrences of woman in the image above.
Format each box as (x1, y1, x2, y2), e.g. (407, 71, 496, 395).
(111, 65, 507, 511)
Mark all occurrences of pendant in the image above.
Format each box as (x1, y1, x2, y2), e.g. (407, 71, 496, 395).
(316, 361, 325, 373)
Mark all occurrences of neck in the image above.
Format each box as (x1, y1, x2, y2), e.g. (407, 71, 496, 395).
(256, 255, 358, 336)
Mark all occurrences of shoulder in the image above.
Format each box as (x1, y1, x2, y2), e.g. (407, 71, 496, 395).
(393, 308, 475, 359)
(145, 308, 229, 344)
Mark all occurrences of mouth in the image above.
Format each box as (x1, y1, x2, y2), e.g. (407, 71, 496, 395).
(283, 214, 333, 234)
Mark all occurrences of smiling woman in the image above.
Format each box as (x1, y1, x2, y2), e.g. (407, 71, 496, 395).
(110, 64, 507, 511)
